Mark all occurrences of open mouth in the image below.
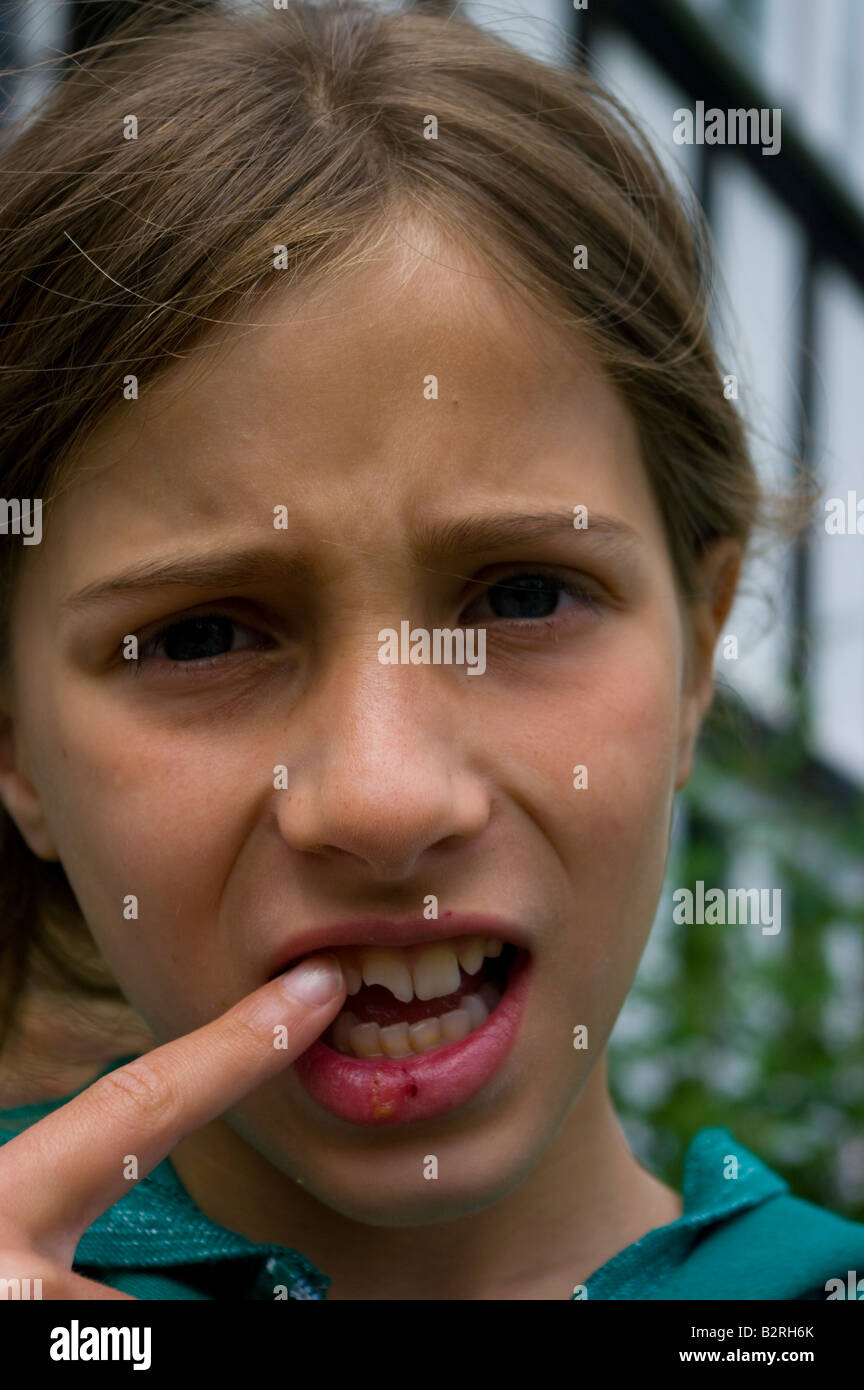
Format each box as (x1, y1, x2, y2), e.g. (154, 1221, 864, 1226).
(285, 930, 532, 1126)
(312, 936, 520, 1060)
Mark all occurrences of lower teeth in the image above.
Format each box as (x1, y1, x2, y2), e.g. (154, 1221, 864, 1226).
(330, 980, 502, 1059)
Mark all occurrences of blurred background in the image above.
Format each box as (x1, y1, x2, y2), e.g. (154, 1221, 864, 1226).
(2, 0, 863, 1218)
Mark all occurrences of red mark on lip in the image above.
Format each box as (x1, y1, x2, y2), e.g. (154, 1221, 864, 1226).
(369, 1068, 420, 1119)
(371, 1069, 395, 1121)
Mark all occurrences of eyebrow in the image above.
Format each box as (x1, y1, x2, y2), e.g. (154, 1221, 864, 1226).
(61, 510, 641, 611)
(412, 510, 641, 566)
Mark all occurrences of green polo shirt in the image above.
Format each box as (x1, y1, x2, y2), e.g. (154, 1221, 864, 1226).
(1, 1053, 862, 1299)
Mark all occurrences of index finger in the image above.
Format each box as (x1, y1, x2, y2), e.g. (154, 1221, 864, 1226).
(0, 954, 345, 1263)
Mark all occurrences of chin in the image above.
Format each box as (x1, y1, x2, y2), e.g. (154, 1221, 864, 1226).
(253, 1098, 561, 1229)
(297, 1153, 538, 1228)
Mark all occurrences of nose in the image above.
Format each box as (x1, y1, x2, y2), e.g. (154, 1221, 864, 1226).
(273, 658, 492, 881)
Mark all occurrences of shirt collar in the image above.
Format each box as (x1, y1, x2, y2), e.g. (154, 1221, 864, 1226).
(74, 1146, 330, 1300)
(581, 1126, 789, 1298)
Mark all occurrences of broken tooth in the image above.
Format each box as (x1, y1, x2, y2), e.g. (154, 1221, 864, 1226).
(412, 944, 462, 1001)
(484, 937, 503, 958)
(456, 934, 485, 975)
(361, 947, 414, 1003)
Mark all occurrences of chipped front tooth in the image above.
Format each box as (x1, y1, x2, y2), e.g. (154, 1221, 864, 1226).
(456, 935, 485, 975)
(412, 944, 461, 1001)
(361, 947, 414, 1003)
(332, 1010, 359, 1053)
(478, 981, 501, 1013)
(343, 962, 363, 995)
(484, 937, 503, 958)
(461, 993, 489, 1030)
(350, 1021, 384, 1057)
(440, 1008, 472, 1042)
(379, 1022, 413, 1058)
(408, 1018, 441, 1053)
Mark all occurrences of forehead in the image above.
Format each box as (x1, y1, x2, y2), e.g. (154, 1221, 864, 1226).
(33, 224, 656, 590)
(90, 228, 626, 443)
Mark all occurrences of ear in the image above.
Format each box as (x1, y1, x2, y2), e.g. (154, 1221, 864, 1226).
(0, 712, 60, 860)
(674, 537, 742, 791)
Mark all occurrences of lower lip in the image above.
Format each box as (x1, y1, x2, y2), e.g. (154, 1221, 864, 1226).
(292, 948, 532, 1126)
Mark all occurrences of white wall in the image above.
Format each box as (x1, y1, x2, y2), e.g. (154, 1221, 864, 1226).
(809, 265, 864, 783)
(458, 0, 574, 67)
(709, 155, 804, 725)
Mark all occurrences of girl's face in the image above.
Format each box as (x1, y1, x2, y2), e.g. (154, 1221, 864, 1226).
(1, 229, 725, 1225)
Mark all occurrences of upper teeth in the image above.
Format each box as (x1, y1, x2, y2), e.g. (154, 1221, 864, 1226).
(334, 935, 504, 1003)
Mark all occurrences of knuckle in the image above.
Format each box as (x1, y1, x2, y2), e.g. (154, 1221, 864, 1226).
(90, 1056, 180, 1128)
(218, 1007, 272, 1057)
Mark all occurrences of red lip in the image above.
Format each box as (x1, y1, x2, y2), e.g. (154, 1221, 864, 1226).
(264, 912, 532, 981)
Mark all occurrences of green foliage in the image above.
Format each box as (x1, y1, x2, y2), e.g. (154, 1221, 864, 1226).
(609, 698, 864, 1222)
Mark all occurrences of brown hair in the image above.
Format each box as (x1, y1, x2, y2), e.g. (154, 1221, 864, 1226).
(0, 0, 810, 1076)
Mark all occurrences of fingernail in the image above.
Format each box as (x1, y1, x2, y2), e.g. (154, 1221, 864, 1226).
(280, 954, 343, 1005)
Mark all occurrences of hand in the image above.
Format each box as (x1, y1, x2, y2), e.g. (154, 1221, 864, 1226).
(0, 954, 345, 1299)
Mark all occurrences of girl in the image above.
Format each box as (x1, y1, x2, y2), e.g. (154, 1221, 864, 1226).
(0, 0, 860, 1300)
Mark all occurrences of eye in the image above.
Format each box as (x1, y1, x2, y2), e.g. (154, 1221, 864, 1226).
(463, 570, 602, 625)
(135, 613, 268, 667)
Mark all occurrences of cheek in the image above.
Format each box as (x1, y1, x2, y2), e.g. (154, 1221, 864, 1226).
(488, 618, 682, 996)
(495, 615, 682, 853)
(575, 644, 681, 872)
(22, 676, 264, 1034)
(581, 634, 681, 906)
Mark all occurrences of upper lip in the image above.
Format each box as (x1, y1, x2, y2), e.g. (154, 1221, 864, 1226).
(264, 913, 531, 981)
